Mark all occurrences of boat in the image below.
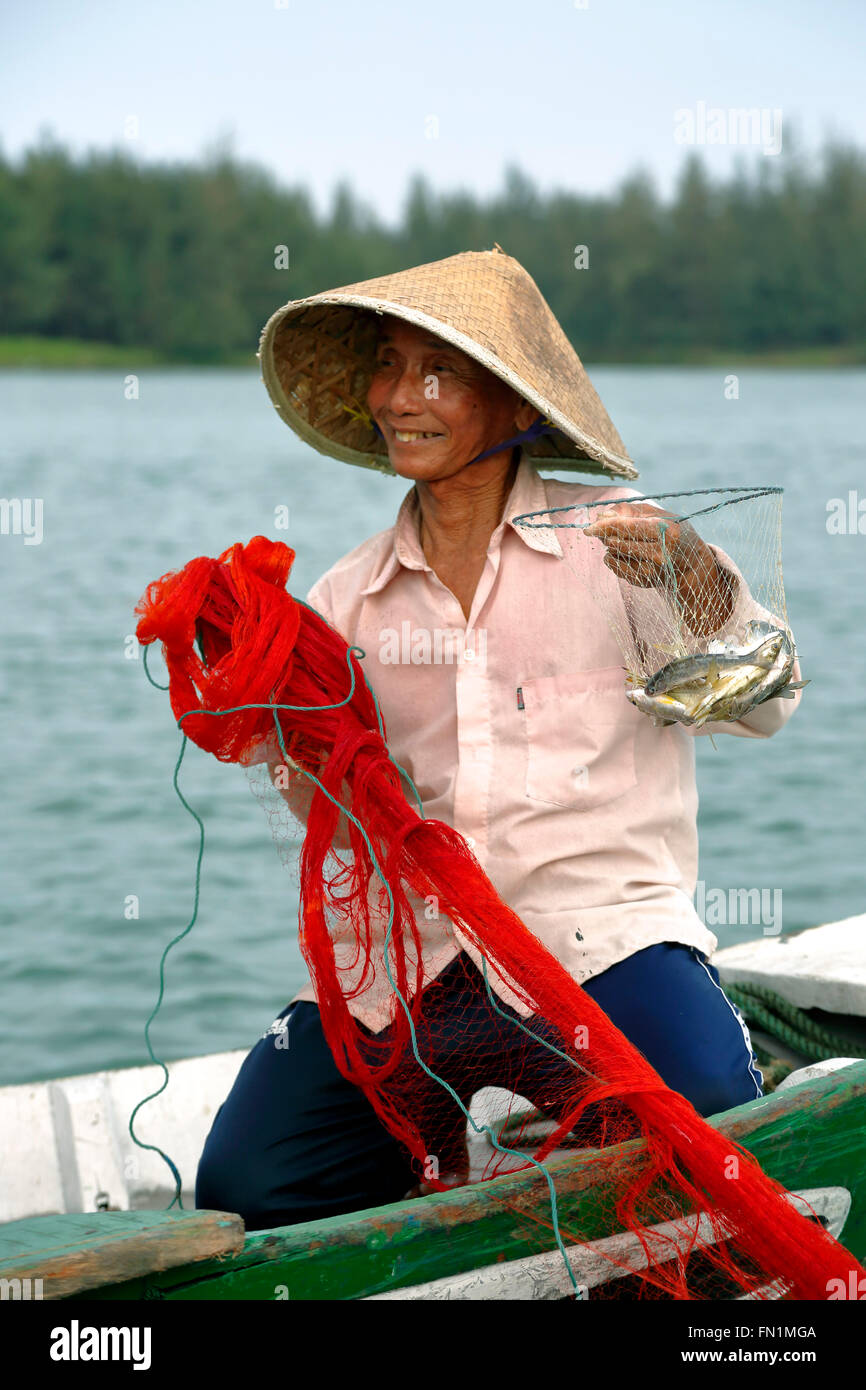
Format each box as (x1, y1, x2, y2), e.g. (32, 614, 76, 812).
(714, 912, 866, 1082)
(1, 914, 864, 1301)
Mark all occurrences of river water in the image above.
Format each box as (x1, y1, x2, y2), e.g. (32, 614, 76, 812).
(1, 366, 863, 1085)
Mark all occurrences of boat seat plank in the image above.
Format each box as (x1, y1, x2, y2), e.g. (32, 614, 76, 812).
(714, 915, 866, 1017)
(0, 1209, 244, 1300)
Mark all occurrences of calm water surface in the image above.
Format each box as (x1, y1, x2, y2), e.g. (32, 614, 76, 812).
(1, 366, 863, 1085)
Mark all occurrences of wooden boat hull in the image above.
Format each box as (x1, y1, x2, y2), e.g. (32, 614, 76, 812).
(30, 1058, 863, 1301)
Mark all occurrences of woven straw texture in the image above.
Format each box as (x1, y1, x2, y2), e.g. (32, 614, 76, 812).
(258, 248, 638, 479)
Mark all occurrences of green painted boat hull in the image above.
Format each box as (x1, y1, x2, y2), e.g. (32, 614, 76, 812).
(74, 1061, 866, 1300)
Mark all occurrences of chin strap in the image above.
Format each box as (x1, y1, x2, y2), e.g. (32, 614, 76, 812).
(371, 414, 551, 465)
(464, 415, 551, 465)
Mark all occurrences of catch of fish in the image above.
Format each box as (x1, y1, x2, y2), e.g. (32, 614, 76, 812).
(626, 620, 809, 728)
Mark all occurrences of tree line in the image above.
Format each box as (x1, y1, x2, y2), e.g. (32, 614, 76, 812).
(0, 133, 864, 361)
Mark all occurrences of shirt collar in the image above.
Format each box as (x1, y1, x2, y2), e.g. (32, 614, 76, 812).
(360, 451, 563, 597)
(500, 453, 565, 559)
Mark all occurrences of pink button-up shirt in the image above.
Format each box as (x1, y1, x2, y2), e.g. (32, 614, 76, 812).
(284, 454, 802, 1031)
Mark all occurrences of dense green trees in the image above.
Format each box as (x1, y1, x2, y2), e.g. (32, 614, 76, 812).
(0, 132, 863, 361)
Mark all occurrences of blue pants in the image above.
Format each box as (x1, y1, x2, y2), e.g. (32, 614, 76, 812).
(195, 943, 763, 1230)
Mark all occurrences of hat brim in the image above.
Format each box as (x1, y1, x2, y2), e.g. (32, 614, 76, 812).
(259, 289, 638, 480)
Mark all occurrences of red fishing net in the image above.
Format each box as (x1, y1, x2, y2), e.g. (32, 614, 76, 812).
(136, 535, 864, 1300)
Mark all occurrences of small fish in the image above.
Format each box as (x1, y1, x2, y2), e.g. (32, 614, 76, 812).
(729, 622, 810, 711)
(629, 623, 809, 728)
(644, 631, 782, 698)
(626, 685, 695, 727)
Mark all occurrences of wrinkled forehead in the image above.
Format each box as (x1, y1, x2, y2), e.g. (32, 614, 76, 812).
(373, 313, 513, 395)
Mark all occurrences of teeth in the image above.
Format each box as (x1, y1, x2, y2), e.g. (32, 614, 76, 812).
(394, 430, 440, 442)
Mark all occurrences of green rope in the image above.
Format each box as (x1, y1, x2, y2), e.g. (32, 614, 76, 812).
(726, 982, 866, 1063)
(127, 645, 202, 1208)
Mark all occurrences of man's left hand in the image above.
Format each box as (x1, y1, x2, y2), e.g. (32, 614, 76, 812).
(583, 501, 733, 637)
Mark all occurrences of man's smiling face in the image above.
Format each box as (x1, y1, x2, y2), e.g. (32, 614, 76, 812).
(366, 316, 536, 482)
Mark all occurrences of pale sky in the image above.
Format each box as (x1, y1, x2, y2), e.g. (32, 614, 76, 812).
(2, 0, 864, 222)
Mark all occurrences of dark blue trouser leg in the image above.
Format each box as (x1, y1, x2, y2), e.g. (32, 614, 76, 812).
(195, 1001, 418, 1229)
(581, 943, 763, 1115)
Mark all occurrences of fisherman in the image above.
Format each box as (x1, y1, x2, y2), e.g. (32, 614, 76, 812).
(196, 248, 805, 1229)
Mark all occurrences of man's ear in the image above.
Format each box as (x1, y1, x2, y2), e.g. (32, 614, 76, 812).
(514, 400, 542, 431)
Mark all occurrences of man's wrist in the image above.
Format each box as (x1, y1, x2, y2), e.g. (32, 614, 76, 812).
(675, 553, 735, 638)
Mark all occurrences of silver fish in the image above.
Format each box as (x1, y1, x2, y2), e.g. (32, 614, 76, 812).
(724, 621, 809, 712)
(631, 623, 808, 728)
(625, 685, 695, 727)
(644, 631, 783, 698)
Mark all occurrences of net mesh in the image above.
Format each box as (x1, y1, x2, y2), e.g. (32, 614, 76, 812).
(512, 487, 804, 729)
(133, 534, 856, 1301)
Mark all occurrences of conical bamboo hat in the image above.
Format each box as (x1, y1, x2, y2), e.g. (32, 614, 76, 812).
(258, 246, 638, 479)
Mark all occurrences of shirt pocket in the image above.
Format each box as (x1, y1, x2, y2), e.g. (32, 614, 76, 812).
(521, 666, 637, 810)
